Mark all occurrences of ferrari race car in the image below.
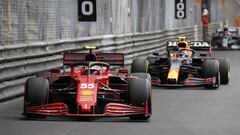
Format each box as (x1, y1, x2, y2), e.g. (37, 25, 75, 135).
(23, 46, 152, 120)
(211, 27, 240, 49)
(131, 37, 230, 89)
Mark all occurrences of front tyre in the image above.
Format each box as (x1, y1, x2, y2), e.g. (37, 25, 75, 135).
(24, 77, 49, 118)
(217, 58, 230, 84)
(131, 59, 149, 73)
(202, 60, 220, 89)
(128, 78, 151, 120)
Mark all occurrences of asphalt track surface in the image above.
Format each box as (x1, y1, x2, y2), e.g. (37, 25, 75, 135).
(0, 51, 240, 135)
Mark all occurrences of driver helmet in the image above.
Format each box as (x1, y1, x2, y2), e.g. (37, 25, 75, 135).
(177, 36, 190, 48)
(176, 36, 192, 56)
(180, 49, 193, 56)
(89, 66, 101, 75)
(81, 66, 100, 75)
(223, 25, 229, 32)
(202, 9, 209, 16)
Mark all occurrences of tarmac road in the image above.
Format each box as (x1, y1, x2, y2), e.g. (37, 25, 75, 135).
(0, 51, 240, 135)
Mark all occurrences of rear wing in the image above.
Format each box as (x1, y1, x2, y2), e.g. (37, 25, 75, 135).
(63, 53, 124, 66)
(167, 41, 212, 56)
(217, 27, 239, 33)
(167, 41, 211, 51)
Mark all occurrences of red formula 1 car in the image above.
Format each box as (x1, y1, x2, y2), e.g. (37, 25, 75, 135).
(23, 46, 151, 120)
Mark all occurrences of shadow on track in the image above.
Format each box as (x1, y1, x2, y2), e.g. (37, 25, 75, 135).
(18, 115, 151, 123)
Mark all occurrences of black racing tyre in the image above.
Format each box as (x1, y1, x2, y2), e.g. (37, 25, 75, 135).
(24, 77, 49, 118)
(128, 78, 151, 120)
(147, 57, 157, 65)
(131, 58, 149, 73)
(128, 73, 151, 82)
(202, 60, 220, 89)
(217, 58, 230, 84)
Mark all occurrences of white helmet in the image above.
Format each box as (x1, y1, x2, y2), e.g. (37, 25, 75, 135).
(203, 9, 209, 16)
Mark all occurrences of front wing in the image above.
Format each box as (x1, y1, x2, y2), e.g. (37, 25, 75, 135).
(151, 77, 216, 87)
(24, 103, 149, 117)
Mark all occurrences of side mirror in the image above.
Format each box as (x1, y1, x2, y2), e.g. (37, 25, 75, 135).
(119, 68, 129, 74)
(50, 68, 61, 73)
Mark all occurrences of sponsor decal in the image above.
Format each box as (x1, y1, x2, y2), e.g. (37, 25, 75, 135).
(168, 69, 179, 80)
(81, 90, 94, 95)
(190, 42, 210, 47)
(81, 83, 95, 89)
(168, 41, 210, 47)
(79, 96, 93, 102)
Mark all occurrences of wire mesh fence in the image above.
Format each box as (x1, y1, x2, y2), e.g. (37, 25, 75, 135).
(0, 0, 222, 45)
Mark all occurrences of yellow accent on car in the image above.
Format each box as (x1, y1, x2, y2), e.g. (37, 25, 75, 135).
(177, 40, 190, 49)
(178, 36, 186, 41)
(106, 80, 109, 86)
(167, 69, 179, 81)
(81, 90, 94, 95)
(172, 53, 177, 59)
(84, 45, 97, 50)
(79, 96, 93, 102)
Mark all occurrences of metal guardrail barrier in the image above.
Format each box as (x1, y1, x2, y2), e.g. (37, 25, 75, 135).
(0, 24, 216, 102)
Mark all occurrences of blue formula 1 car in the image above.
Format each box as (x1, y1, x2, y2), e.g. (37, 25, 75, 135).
(131, 37, 230, 89)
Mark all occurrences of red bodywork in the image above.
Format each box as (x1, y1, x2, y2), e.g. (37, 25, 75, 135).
(24, 53, 151, 117)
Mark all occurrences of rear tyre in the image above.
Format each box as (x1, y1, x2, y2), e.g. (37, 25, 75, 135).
(147, 57, 157, 65)
(24, 77, 49, 118)
(128, 73, 151, 82)
(128, 78, 151, 120)
(202, 60, 220, 89)
(131, 59, 149, 73)
(217, 58, 230, 84)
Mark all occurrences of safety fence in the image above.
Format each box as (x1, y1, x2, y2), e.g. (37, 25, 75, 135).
(2, 0, 222, 45)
